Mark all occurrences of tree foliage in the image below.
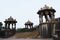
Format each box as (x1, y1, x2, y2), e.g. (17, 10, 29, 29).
(16, 25, 39, 32)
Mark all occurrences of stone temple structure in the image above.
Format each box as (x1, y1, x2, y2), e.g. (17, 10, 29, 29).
(24, 20, 33, 29)
(4, 16, 17, 29)
(37, 5, 56, 38)
(3, 16, 17, 37)
(54, 18, 60, 39)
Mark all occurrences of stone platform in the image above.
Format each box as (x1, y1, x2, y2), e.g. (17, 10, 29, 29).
(0, 38, 53, 40)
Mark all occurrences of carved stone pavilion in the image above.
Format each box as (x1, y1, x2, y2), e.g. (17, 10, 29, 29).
(0, 16, 18, 38)
(37, 5, 56, 38)
(4, 16, 17, 29)
(24, 20, 33, 29)
(3, 16, 17, 37)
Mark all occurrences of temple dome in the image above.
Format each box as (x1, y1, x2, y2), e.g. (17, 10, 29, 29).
(25, 20, 33, 25)
(8, 16, 13, 21)
(41, 5, 53, 10)
(5, 16, 16, 21)
(37, 5, 56, 15)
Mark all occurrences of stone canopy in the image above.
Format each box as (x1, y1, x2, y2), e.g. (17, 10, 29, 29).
(25, 20, 33, 25)
(4, 16, 17, 23)
(37, 5, 56, 15)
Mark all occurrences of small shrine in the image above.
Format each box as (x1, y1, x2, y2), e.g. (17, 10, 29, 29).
(4, 16, 17, 29)
(24, 20, 33, 29)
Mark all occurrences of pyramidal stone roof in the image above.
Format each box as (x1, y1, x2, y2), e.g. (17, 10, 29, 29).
(5, 16, 16, 21)
(37, 5, 56, 15)
(41, 5, 53, 10)
(25, 20, 33, 25)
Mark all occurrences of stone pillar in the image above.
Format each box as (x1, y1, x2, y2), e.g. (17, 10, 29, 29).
(12, 24, 13, 29)
(25, 25, 26, 28)
(32, 25, 33, 28)
(45, 15, 47, 22)
(25, 25, 28, 28)
(53, 14, 55, 34)
(39, 15, 42, 23)
(14, 23, 16, 29)
(50, 11, 54, 20)
(30, 25, 33, 29)
(39, 12, 43, 23)
(29, 25, 30, 28)
(26, 25, 28, 28)
(5, 23, 7, 28)
(51, 15, 54, 21)
(53, 23, 56, 34)
(45, 11, 49, 22)
(41, 13, 43, 23)
(50, 11, 56, 35)
(8, 23, 10, 29)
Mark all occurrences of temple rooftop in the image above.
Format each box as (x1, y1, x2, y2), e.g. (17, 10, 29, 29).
(25, 20, 33, 25)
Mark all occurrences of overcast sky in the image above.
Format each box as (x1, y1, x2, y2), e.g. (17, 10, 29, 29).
(0, 0, 60, 28)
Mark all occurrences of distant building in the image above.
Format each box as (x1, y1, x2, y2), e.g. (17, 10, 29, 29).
(0, 16, 17, 38)
(24, 20, 33, 29)
(4, 16, 17, 29)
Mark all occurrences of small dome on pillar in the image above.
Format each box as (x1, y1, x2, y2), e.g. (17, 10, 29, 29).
(24, 20, 33, 29)
(4, 16, 17, 23)
(8, 16, 13, 21)
(37, 5, 56, 15)
(25, 20, 33, 25)
(4, 16, 17, 29)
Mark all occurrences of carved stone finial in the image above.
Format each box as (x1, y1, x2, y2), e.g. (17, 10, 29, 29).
(41, 5, 49, 10)
(44, 5, 49, 9)
(50, 7, 53, 9)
